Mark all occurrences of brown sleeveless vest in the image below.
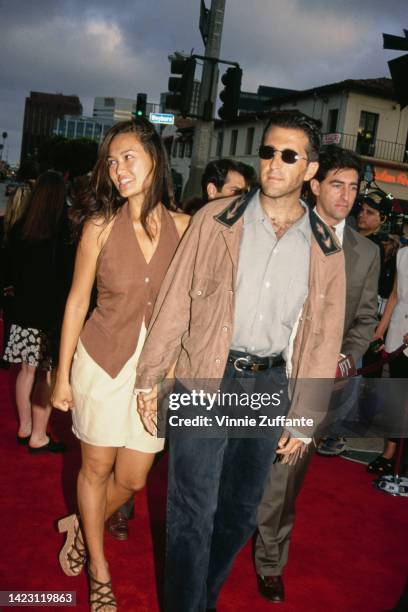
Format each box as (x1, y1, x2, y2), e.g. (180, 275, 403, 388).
(80, 202, 180, 378)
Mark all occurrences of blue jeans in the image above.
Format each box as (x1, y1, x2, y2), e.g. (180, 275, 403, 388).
(164, 363, 288, 611)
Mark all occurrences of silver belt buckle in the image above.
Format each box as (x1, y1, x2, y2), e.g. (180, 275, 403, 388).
(234, 356, 250, 372)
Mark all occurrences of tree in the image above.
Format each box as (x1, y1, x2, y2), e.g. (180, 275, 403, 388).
(38, 136, 98, 178)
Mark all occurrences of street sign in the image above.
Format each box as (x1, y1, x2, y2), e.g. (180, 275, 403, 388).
(322, 133, 341, 145)
(149, 112, 175, 125)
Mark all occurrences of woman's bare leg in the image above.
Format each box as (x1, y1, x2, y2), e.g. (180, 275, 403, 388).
(105, 448, 156, 519)
(30, 370, 53, 447)
(77, 442, 117, 582)
(15, 363, 36, 437)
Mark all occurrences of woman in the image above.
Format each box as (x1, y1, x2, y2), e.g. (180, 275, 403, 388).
(2, 159, 40, 363)
(367, 244, 408, 474)
(52, 118, 189, 611)
(3, 170, 68, 452)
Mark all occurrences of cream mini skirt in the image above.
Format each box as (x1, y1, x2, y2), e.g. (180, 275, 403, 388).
(71, 324, 164, 453)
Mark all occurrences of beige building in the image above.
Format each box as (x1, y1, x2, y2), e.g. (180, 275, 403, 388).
(210, 78, 408, 202)
(162, 119, 194, 196)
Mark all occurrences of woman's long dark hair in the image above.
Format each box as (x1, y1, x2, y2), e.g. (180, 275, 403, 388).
(21, 170, 66, 241)
(71, 118, 176, 239)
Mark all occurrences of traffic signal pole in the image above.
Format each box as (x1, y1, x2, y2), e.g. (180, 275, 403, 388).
(182, 0, 226, 200)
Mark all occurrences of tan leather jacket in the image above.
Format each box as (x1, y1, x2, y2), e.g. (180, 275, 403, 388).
(136, 190, 346, 436)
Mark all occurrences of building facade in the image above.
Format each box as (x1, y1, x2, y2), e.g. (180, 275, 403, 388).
(162, 119, 194, 198)
(53, 115, 114, 143)
(93, 97, 136, 122)
(93, 96, 161, 123)
(20, 91, 82, 162)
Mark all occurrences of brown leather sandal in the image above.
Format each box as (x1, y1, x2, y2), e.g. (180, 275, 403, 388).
(89, 570, 117, 611)
(57, 514, 87, 576)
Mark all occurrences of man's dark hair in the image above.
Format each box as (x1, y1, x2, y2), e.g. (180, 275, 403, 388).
(236, 161, 258, 190)
(201, 158, 246, 202)
(315, 145, 363, 183)
(71, 117, 176, 239)
(262, 111, 321, 161)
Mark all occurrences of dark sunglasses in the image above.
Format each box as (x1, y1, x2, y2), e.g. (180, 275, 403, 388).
(258, 145, 308, 164)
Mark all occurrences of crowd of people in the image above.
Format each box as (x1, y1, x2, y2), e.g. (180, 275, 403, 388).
(1, 112, 407, 611)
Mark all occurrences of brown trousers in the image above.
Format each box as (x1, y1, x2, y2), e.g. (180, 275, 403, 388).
(254, 446, 315, 576)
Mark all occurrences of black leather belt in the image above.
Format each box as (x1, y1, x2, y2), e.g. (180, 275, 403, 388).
(228, 350, 285, 372)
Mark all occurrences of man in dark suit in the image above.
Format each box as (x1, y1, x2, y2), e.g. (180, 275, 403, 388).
(254, 145, 380, 603)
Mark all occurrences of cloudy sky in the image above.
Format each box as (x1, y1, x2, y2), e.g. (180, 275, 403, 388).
(0, 0, 407, 164)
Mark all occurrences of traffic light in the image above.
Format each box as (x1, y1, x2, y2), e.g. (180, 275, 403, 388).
(383, 29, 408, 108)
(165, 56, 196, 117)
(135, 93, 147, 117)
(218, 66, 242, 121)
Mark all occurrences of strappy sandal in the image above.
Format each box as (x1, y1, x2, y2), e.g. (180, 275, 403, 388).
(89, 570, 117, 611)
(57, 514, 87, 576)
(367, 455, 395, 475)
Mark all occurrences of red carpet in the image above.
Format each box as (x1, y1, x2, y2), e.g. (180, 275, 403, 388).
(0, 366, 407, 612)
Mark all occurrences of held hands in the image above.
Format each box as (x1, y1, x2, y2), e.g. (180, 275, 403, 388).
(51, 379, 74, 412)
(137, 385, 158, 436)
(275, 434, 307, 465)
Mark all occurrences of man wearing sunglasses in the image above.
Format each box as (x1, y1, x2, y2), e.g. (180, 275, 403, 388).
(135, 112, 346, 612)
(255, 145, 380, 604)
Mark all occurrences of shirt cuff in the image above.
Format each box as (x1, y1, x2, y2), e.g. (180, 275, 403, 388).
(285, 426, 312, 444)
(132, 387, 152, 396)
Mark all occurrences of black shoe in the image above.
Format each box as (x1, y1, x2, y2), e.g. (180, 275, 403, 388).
(17, 434, 31, 445)
(257, 574, 285, 603)
(29, 436, 66, 454)
(0, 359, 10, 370)
(107, 511, 129, 541)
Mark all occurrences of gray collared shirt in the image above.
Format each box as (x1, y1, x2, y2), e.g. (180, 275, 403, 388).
(231, 189, 311, 359)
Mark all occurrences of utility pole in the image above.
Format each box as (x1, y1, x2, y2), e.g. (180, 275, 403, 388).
(183, 0, 226, 200)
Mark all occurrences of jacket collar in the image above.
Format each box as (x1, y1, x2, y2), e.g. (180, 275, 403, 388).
(309, 208, 342, 256)
(214, 189, 341, 257)
(213, 188, 257, 228)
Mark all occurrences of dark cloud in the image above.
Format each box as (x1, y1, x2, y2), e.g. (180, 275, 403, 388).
(1, 0, 407, 163)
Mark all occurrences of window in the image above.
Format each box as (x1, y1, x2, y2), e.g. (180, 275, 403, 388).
(179, 142, 185, 158)
(356, 111, 379, 156)
(230, 129, 238, 156)
(76, 122, 84, 137)
(57, 120, 65, 136)
(172, 141, 178, 158)
(328, 109, 339, 133)
(245, 127, 255, 155)
(216, 131, 224, 157)
(185, 141, 192, 158)
(104, 97, 115, 107)
(67, 121, 75, 138)
(85, 122, 94, 138)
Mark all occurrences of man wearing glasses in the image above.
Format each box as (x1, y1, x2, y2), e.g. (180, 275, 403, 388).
(136, 112, 346, 612)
